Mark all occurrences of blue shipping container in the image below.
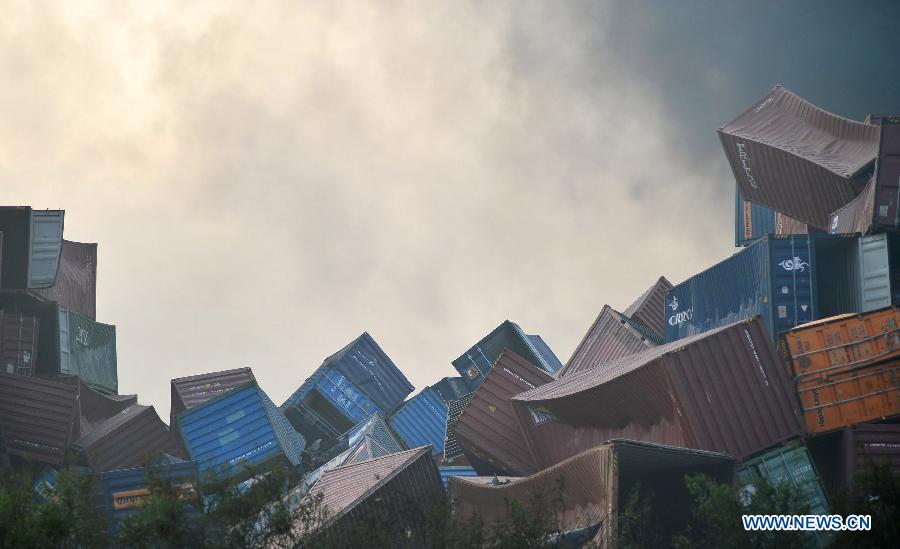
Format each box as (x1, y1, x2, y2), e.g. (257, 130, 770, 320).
(439, 465, 478, 488)
(666, 235, 823, 343)
(343, 412, 406, 454)
(452, 321, 563, 391)
(389, 388, 448, 456)
(315, 369, 378, 425)
(432, 376, 470, 404)
(735, 184, 777, 246)
(99, 460, 200, 532)
(178, 383, 305, 479)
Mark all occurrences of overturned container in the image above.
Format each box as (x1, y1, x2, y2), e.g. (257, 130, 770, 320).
(559, 305, 660, 378)
(389, 387, 447, 457)
(454, 350, 553, 476)
(281, 332, 413, 446)
(735, 183, 808, 246)
(0, 372, 80, 466)
(513, 317, 804, 469)
(718, 86, 878, 230)
(170, 367, 257, 427)
(72, 404, 181, 472)
(30, 240, 97, 319)
(622, 275, 673, 341)
(451, 320, 563, 391)
(178, 382, 305, 480)
(0, 207, 64, 289)
(809, 422, 900, 495)
(442, 393, 473, 465)
(781, 308, 900, 434)
(432, 376, 470, 404)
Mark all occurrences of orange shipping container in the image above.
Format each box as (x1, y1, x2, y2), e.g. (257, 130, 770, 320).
(782, 306, 900, 434)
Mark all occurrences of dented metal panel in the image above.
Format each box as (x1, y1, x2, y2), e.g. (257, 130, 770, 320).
(0, 207, 64, 289)
(73, 404, 179, 472)
(718, 86, 878, 229)
(0, 372, 80, 465)
(560, 306, 658, 378)
(389, 388, 448, 456)
(735, 184, 809, 246)
(27, 211, 65, 289)
(170, 368, 257, 426)
(32, 240, 97, 319)
(623, 276, 673, 339)
(513, 318, 804, 468)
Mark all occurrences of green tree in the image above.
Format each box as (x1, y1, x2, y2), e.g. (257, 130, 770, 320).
(829, 460, 899, 549)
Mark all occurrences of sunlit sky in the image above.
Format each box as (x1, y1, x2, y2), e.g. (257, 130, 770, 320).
(4, 1, 899, 420)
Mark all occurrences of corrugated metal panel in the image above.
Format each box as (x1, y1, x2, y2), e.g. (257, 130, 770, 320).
(454, 351, 552, 475)
(814, 237, 862, 317)
(178, 383, 304, 479)
(718, 86, 879, 229)
(99, 460, 200, 531)
(513, 317, 804, 468)
(439, 465, 477, 488)
(623, 276, 673, 339)
(859, 234, 892, 312)
(343, 412, 405, 454)
(735, 184, 809, 246)
(324, 332, 413, 415)
(560, 306, 658, 378)
(170, 367, 257, 426)
(27, 210, 65, 289)
(299, 446, 442, 548)
(843, 423, 900, 485)
(389, 387, 448, 456)
(0, 372, 79, 465)
(443, 393, 472, 464)
(450, 440, 733, 548)
(0, 311, 39, 376)
(31, 240, 97, 319)
(56, 375, 136, 426)
(73, 404, 179, 472)
(829, 175, 876, 235)
(57, 308, 117, 394)
(315, 368, 379, 425)
(432, 376, 469, 403)
(665, 235, 852, 343)
(452, 320, 563, 391)
(872, 118, 900, 229)
(737, 443, 828, 514)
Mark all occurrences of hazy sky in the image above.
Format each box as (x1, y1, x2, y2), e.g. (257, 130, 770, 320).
(4, 1, 899, 421)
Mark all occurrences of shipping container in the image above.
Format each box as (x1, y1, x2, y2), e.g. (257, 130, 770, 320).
(56, 375, 136, 435)
(0, 207, 65, 289)
(560, 305, 659, 378)
(623, 276, 673, 340)
(178, 382, 305, 480)
(781, 309, 900, 434)
(31, 240, 97, 319)
(439, 465, 477, 488)
(73, 404, 180, 472)
(281, 332, 413, 443)
(450, 440, 733, 548)
(432, 376, 469, 404)
(452, 320, 563, 391)
(170, 367, 256, 427)
(809, 422, 900, 493)
(0, 311, 39, 376)
(99, 459, 200, 532)
(443, 393, 472, 464)
(513, 317, 804, 468)
(718, 86, 878, 230)
(454, 350, 553, 476)
(0, 372, 80, 465)
(389, 387, 448, 456)
(298, 446, 443, 548)
(734, 183, 809, 246)
(665, 234, 896, 344)
(0, 297, 118, 393)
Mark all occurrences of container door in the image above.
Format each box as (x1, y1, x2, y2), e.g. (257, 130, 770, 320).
(58, 307, 71, 374)
(873, 120, 900, 229)
(769, 236, 815, 338)
(859, 234, 891, 312)
(27, 210, 64, 289)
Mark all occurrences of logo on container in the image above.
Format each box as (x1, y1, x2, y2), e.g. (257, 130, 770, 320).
(736, 143, 759, 189)
(778, 257, 808, 272)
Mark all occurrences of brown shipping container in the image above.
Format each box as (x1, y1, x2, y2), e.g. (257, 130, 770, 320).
(782, 308, 900, 434)
(560, 305, 659, 378)
(808, 422, 900, 494)
(0, 372, 80, 465)
(170, 367, 256, 426)
(1, 311, 39, 376)
(55, 375, 137, 427)
(718, 86, 879, 230)
(72, 404, 181, 472)
(622, 276, 672, 341)
(30, 240, 97, 320)
(450, 440, 733, 547)
(512, 317, 804, 468)
(454, 350, 553, 475)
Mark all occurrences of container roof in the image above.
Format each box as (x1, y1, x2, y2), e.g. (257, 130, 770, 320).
(623, 276, 672, 339)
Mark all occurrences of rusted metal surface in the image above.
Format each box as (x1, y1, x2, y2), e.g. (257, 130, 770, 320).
(1, 311, 39, 376)
(170, 367, 256, 426)
(560, 305, 659, 378)
(782, 308, 900, 434)
(718, 86, 879, 230)
(454, 350, 552, 475)
(31, 240, 97, 319)
(450, 440, 733, 547)
(623, 276, 672, 340)
(513, 317, 804, 468)
(72, 404, 180, 472)
(298, 446, 443, 547)
(0, 372, 80, 465)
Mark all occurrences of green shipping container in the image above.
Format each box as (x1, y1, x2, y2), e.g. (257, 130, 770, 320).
(59, 308, 117, 394)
